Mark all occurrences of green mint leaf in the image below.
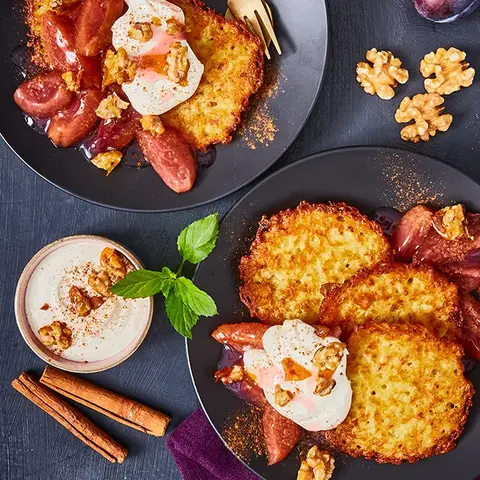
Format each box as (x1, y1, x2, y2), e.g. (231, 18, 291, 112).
(177, 213, 219, 265)
(159, 266, 176, 297)
(165, 290, 198, 339)
(175, 277, 217, 317)
(111, 268, 174, 298)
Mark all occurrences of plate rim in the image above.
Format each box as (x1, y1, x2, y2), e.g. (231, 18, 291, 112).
(1, 0, 329, 213)
(185, 144, 480, 480)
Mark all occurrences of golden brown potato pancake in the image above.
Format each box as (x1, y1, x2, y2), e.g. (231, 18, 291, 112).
(319, 263, 460, 339)
(239, 202, 392, 324)
(326, 323, 473, 464)
(164, 0, 264, 149)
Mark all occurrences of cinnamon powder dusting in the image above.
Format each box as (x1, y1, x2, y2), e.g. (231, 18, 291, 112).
(238, 63, 284, 149)
(376, 151, 445, 211)
(221, 405, 264, 462)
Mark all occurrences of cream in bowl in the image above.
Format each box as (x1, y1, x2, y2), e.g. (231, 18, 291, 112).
(15, 235, 153, 373)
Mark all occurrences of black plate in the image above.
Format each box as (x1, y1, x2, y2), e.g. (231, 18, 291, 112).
(0, 0, 327, 212)
(188, 146, 480, 480)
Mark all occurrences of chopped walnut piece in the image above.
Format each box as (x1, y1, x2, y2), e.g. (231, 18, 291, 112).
(166, 18, 184, 35)
(38, 321, 72, 350)
(356, 48, 409, 100)
(100, 247, 127, 280)
(314, 377, 336, 397)
(69, 286, 91, 316)
(297, 446, 335, 480)
(102, 48, 137, 88)
(420, 47, 475, 96)
(91, 151, 123, 176)
(395, 93, 453, 143)
(151, 16, 161, 26)
(128, 22, 154, 42)
(274, 384, 294, 406)
(432, 204, 471, 240)
(214, 365, 244, 384)
(166, 42, 190, 84)
(140, 115, 165, 137)
(89, 296, 106, 310)
(281, 358, 312, 382)
(96, 94, 129, 119)
(61, 71, 81, 92)
(88, 270, 112, 297)
(314, 342, 345, 376)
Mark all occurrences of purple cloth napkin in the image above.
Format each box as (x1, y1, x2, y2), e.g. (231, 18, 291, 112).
(167, 409, 260, 480)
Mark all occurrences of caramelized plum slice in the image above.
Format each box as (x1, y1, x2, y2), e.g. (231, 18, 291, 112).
(263, 403, 301, 465)
(414, 0, 479, 22)
(14, 72, 72, 118)
(211, 323, 269, 352)
(48, 88, 103, 147)
(83, 107, 141, 159)
(41, 10, 102, 88)
(137, 129, 197, 193)
(74, 0, 125, 56)
(391, 205, 434, 261)
(459, 293, 480, 359)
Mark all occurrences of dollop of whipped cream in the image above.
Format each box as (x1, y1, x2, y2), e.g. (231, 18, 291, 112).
(243, 319, 352, 431)
(111, 0, 204, 115)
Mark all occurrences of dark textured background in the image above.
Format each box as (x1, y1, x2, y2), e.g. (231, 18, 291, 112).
(1, 0, 479, 479)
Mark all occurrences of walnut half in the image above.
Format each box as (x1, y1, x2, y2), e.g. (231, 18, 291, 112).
(166, 42, 190, 84)
(420, 47, 475, 96)
(100, 247, 128, 280)
(314, 342, 345, 376)
(141, 115, 165, 137)
(69, 286, 91, 316)
(96, 94, 129, 120)
(297, 446, 335, 480)
(91, 151, 123, 176)
(214, 365, 244, 384)
(356, 48, 409, 100)
(432, 204, 471, 240)
(395, 93, 453, 143)
(38, 321, 72, 350)
(88, 270, 112, 297)
(274, 384, 294, 406)
(103, 48, 137, 88)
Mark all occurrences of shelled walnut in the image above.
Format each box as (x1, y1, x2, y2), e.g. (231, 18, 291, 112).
(62, 71, 81, 92)
(102, 48, 137, 88)
(100, 248, 127, 280)
(356, 48, 409, 100)
(394, 93, 453, 143)
(274, 384, 294, 406)
(166, 42, 190, 84)
(91, 151, 123, 176)
(420, 47, 475, 95)
(141, 115, 165, 137)
(88, 270, 112, 297)
(214, 365, 244, 384)
(38, 321, 72, 350)
(128, 22, 153, 42)
(314, 342, 345, 376)
(432, 204, 471, 241)
(69, 286, 92, 316)
(96, 94, 129, 120)
(297, 446, 335, 480)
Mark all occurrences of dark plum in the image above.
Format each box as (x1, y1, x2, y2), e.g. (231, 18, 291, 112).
(370, 207, 403, 236)
(414, 0, 480, 22)
(196, 145, 217, 169)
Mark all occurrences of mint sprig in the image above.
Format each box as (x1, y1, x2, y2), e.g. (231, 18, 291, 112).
(111, 213, 219, 339)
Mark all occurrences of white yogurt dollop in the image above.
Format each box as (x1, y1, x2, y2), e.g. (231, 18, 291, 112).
(112, 0, 204, 115)
(25, 242, 150, 363)
(243, 319, 352, 431)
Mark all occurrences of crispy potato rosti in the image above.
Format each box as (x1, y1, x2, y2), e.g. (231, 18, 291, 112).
(239, 202, 392, 324)
(319, 263, 460, 338)
(164, 0, 264, 150)
(326, 323, 473, 464)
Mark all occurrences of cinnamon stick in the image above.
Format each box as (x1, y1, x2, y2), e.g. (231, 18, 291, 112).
(11, 373, 128, 463)
(40, 366, 170, 437)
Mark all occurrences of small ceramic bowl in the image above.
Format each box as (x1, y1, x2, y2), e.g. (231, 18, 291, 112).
(15, 235, 154, 373)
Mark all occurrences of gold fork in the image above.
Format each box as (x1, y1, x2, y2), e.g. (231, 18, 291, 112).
(226, 0, 281, 60)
